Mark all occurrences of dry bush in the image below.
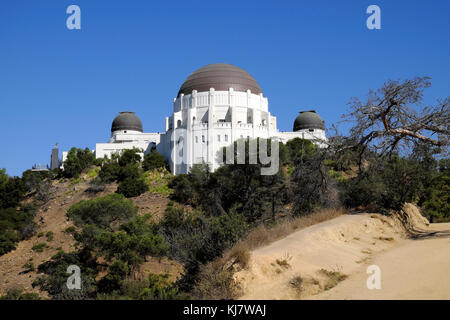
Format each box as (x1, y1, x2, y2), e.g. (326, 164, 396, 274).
(275, 252, 292, 269)
(318, 267, 348, 290)
(191, 243, 250, 300)
(225, 243, 250, 270)
(289, 274, 303, 294)
(238, 207, 345, 252)
(190, 264, 242, 300)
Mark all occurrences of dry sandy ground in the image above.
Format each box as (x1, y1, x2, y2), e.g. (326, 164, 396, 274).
(235, 204, 450, 300)
(310, 221, 450, 300)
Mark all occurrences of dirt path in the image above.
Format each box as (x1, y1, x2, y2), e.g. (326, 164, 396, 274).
(309, 222, 450, 300)
(235, 204, 450, 300)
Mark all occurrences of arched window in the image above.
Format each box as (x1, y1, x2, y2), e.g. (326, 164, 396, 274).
(177, 120, 182, 128)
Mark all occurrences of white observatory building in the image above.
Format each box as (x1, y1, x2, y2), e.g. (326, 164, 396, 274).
(63, 63, 326, 174)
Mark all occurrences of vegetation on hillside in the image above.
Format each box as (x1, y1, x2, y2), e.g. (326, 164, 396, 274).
(0, 77, 448, 299)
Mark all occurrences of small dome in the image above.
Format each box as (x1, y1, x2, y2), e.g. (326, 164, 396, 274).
(178, 63, 262, 96)
(293, 110, 325, 131)
(111, 111, 143, 133)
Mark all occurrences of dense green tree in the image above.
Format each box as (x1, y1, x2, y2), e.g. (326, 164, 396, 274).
(341, 154, 423, 212)
(290, 147, 336, 215)
(118, 148, 142, 167)
(421, 159, 450, 222)
(98, 158, 121, 183)
(97, 150, 148, 198)
(169, 139, 288, 222)
(0, 205, 37, 255)
(143, 149, 168, 171)
(21, 170, 54, 193)
(0, 174, 26, 209)
(33, 251, 98, 300)
(63, 147, 95, 178)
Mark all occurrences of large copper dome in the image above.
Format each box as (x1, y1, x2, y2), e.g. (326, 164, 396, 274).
(178, 63, 262, 96)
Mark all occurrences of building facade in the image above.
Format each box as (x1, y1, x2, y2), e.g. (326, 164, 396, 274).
(62, 63, 327, 174)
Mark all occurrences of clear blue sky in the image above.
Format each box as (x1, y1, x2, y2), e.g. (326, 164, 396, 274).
(1, 0, 449, 176)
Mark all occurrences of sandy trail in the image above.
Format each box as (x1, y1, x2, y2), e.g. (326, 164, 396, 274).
(310, 222, 450, 300)
(235, 205, 450, 300)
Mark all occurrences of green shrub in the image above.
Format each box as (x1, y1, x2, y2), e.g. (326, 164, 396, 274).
(97, 260, 129, 293)
(97, 273, 183, 300)
(67, 193, 137, 228)
(116, 177, 148, 198)
(64, 226, 76, 234)
(143, 169, 173, 196)
(168, 174, 193, 204)
(117, 164, 141, 182)
(73, 214, 168, 278)
(22, 259, 35, 272)
(143, 150, 168, 171)
(46, 231, 54, 242)
(138, 274, 180, 300)
(69, 177, 82, 186)
(87, 167, 100, 179)
(0, 231, 19, 255)
(32, 243, 49, 252)
(98, 160, 121, 183)
(0, 288, 40, 300)
(98, 150, 142, 183)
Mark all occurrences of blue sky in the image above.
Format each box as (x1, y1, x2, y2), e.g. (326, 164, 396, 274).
(1, 0, 449, 176)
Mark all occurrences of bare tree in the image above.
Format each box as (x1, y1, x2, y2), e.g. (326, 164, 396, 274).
(338, 77, 449, 156)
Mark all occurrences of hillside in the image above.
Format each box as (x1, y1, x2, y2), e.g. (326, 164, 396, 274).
(0, 140, 448, 300)
(235, 203, 450, 299)
(0, 172, 182, 297)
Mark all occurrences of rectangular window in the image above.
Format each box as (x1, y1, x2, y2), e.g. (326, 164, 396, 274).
(202, 135, 205, 143)
(224, 135, 228, 142)
(217, 135, 221, 142)
(195, 136, 198, 143)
